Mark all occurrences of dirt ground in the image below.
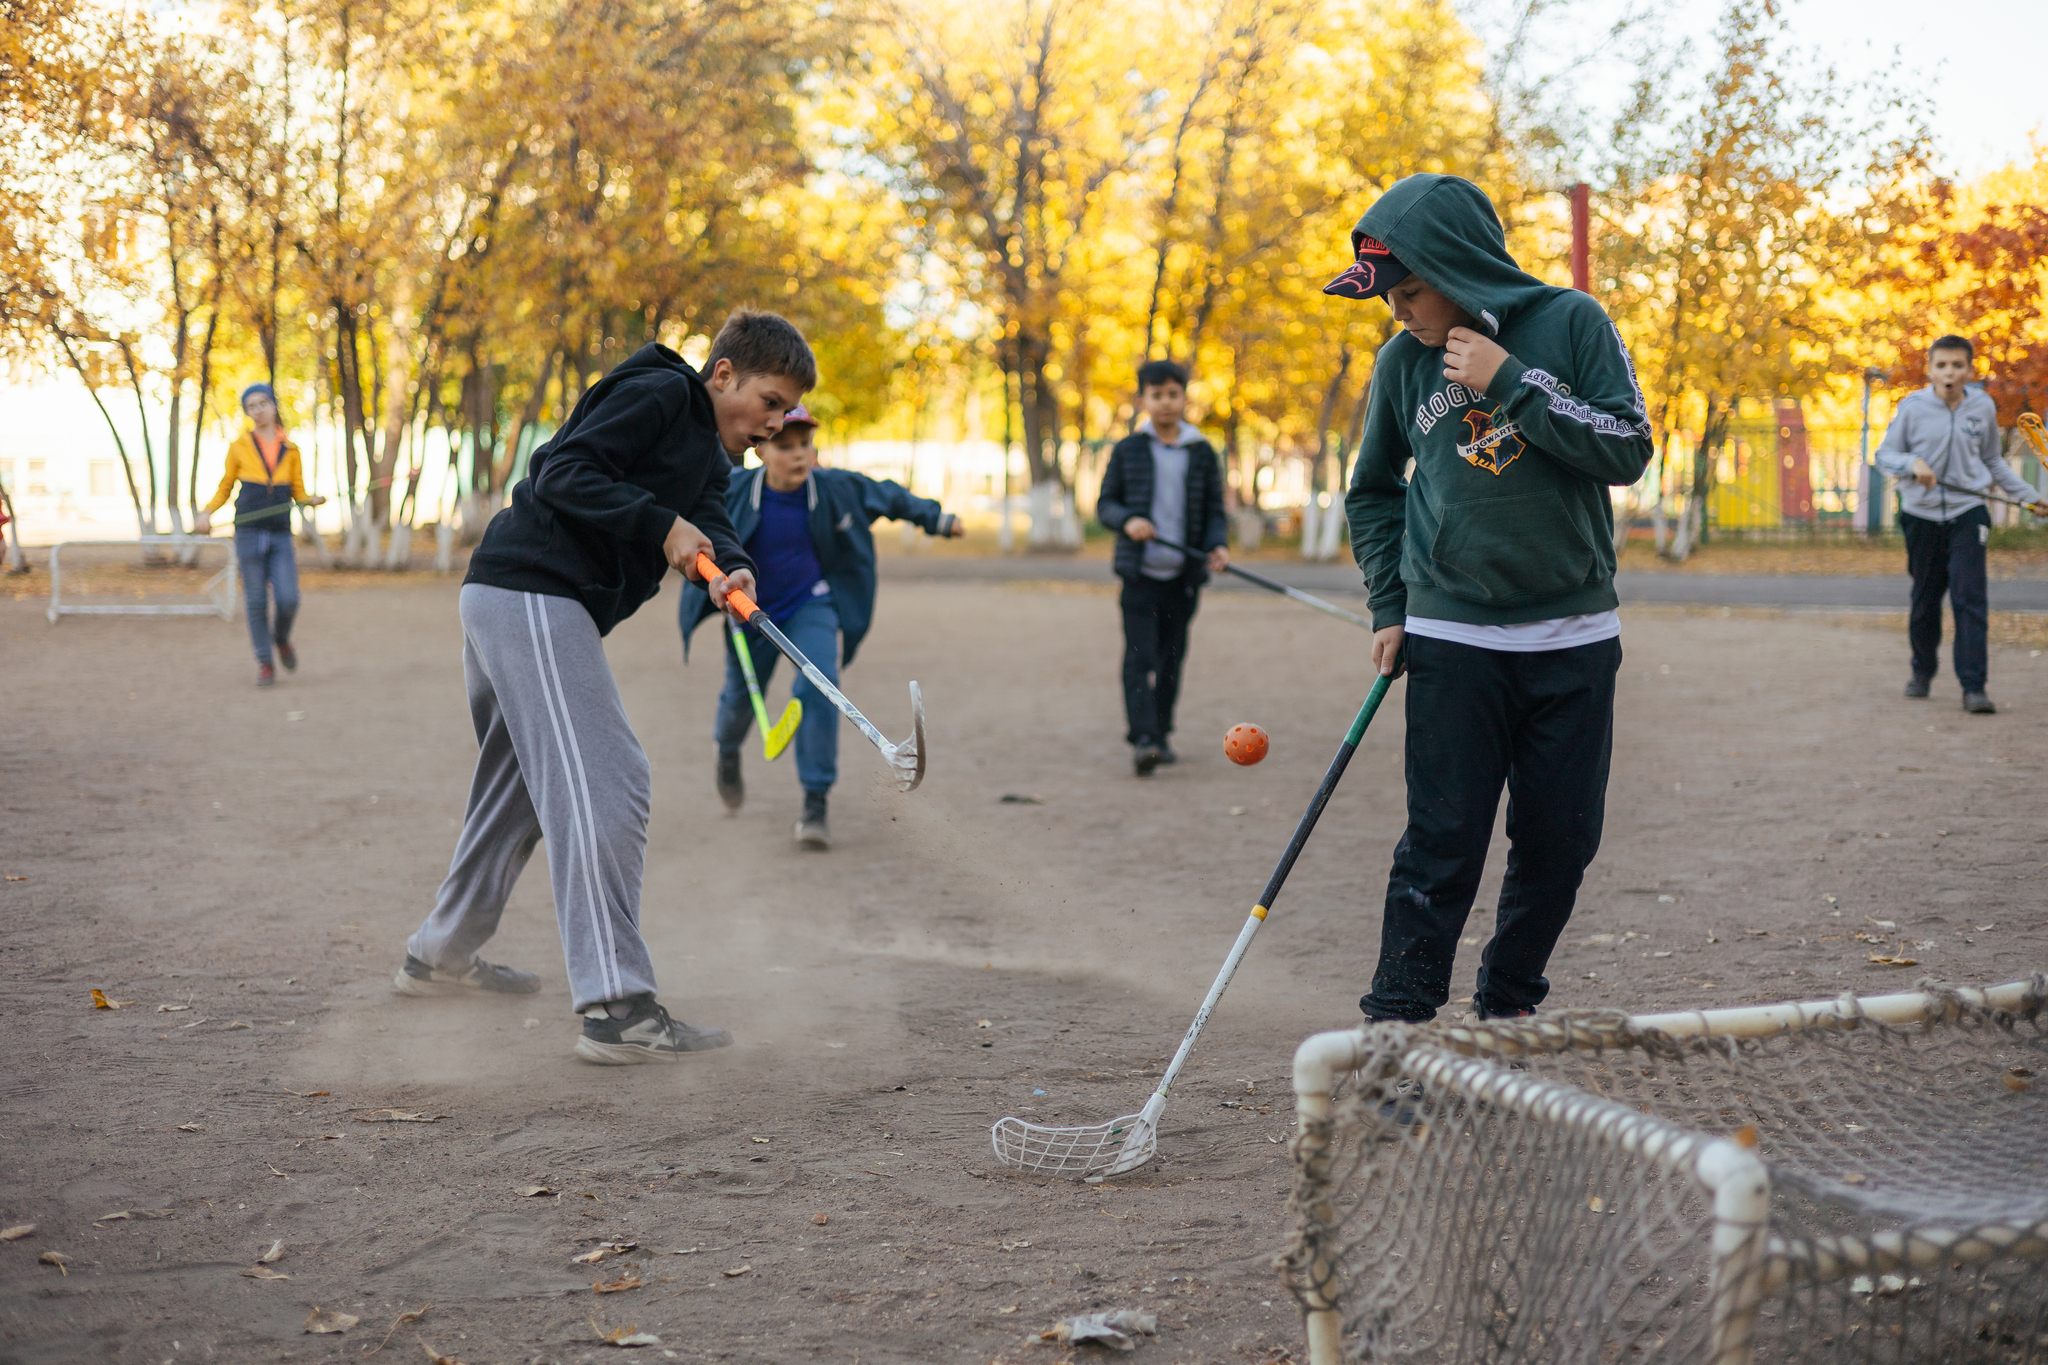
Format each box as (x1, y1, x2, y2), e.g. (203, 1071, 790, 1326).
(4, 570, 2046, 1365)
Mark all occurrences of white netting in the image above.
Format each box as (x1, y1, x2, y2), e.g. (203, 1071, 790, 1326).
(1282, 977, 2048, 1364)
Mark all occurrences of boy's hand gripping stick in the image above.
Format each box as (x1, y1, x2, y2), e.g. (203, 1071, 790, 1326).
(697, 553, 926, 792)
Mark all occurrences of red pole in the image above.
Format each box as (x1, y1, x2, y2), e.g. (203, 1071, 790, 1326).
(1569, 183, 1590, 293)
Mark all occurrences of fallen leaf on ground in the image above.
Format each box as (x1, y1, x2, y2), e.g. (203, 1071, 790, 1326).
(1, 1225, 35, 1241)
(1868, 953, 1918, 967)
(750, 1136, 770, 1144)
(302, 1307, 359, 1334)
(515, 1185, 555, 1197)
(39, 1251, 69, 1275)
(999, 1305, 1019, 1315)
(591, 1317, 661, 1347)
(592, 1273, 643, 1293)
(720, 1264, 751, 1278)
(998, 793, 1044, 804)
(420, 1343, 464, 1364)
(811, 1214, 828, 1226)
(1842, 1173, 1867, 1185)
(2005, 1071, 2033, 1093)
(240, 1265, 291, 1280)
(157, 1004, 191, 1013)
(361, 1303, 430, 1355)
(572, 1248, 610, 1265)
(90, 990, 136, 1009)
(175, 1122, 203, 1132)
(358, 1110, 444, 1123)
(93, 1209, 175, 1225)
(4, 874, 25, 880)
(1041, 1309, 1158, 1352)
(257, 1239, 285, 1263)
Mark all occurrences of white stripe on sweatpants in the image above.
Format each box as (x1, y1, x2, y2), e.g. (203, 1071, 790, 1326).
(523, 592, 624, 1003)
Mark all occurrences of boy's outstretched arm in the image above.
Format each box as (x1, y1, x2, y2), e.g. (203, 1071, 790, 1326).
(1344, 376, 1410, 633)
(851, 470, 956, 534)
(1465, 316, 1654, 486)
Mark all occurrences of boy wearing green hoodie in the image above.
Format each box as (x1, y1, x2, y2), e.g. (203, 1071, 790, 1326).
(1331, 174, 1652, 1024)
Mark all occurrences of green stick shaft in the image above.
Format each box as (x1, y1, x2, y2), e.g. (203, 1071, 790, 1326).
(728, 617, 774, 734)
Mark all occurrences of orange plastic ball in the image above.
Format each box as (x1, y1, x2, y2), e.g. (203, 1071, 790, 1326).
(1224, 723, 1269, 766)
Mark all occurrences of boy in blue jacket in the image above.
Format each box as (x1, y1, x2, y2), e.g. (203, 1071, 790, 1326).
(1332, 174, 1653, 1025)
(679, 405, 962, 848)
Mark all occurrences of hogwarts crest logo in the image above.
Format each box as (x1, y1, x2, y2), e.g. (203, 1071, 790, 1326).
(1457, 408, 1525, 475)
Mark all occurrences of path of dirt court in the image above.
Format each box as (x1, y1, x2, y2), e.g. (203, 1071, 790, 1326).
(3, 573, 2045, 1364)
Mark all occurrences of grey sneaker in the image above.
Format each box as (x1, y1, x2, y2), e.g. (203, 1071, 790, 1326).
(716, 748, 744, 811)
(1903, 676, 1931, 699)
(1963, 690, 1996, 714)
(574, 995, 732, 1064)
(796, 791, 830, 850)
(392, 953, 541, 997)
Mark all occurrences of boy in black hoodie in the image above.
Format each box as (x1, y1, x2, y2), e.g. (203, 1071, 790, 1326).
(1097, 359, 1230, 776)
(392, 309, 812, 1064)
(1330, 175, 1652, 1024)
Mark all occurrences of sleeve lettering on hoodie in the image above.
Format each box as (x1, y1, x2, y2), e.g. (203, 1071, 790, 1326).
(1515, 323, 1651, 442)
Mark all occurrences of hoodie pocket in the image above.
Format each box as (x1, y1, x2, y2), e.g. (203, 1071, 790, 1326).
(1429, 490, 1595, 606)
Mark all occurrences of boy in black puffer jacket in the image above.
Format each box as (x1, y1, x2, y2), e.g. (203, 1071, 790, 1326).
(1097, 359, 1230, 777)
(1332, 174, 1652, 1025)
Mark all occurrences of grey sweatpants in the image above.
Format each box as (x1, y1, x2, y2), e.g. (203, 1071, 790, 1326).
(407, 584, 657, 1012)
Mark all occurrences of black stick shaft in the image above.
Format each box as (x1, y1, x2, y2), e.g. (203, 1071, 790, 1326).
(1145, 532, 1374, 631)
(1253, 672, 1392, 914)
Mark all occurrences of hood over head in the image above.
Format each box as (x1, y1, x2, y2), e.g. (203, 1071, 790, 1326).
(1342, 174, 1552, 336)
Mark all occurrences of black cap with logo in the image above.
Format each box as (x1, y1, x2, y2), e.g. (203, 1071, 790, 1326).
(1322, 231, 1412, 301)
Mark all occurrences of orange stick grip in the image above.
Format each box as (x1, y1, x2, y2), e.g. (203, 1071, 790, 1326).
(694, 551, 760, 621)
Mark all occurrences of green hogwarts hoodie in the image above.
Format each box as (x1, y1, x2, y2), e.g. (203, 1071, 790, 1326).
(1343, 175, 1653, 630)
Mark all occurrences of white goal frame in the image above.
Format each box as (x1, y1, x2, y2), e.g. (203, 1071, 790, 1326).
(46, 536, 238, 624)
(1288, 979, 2048, 1365)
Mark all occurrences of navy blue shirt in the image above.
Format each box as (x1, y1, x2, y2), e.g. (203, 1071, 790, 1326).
(746, 482, 825, 625)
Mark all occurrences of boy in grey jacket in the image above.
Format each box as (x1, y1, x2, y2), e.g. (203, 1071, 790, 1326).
(1873, 335, 2046, 713)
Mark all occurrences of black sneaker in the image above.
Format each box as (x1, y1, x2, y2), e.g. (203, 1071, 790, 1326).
(796, 791, 830, 849)
(1157, 741, 1179, 766)
(278, 641, 298, 673)
(575, 995, 732, 1064)
(1133, 743, 1163, 777)
(1903, 676, 1931, 699)
(392, 952, 541, 997)
(716, 749, 744, 812)
(1962, 690, 1996, 714)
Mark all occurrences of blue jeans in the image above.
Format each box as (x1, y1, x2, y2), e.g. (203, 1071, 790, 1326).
(715, 595, 840, 794)
(236, 529, 299, 664)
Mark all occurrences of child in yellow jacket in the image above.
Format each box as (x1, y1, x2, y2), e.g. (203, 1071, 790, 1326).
(197, 383, 325, 686)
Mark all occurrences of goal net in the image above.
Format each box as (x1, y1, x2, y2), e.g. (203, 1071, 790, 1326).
(1281, 977, 2048, 1365)
(46, 537, 238, 624)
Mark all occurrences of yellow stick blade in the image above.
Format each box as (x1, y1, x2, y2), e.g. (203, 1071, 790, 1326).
(763, 699, 803, 760)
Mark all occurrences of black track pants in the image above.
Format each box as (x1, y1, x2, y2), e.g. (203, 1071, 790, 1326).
(1901, 506, 1990, 691)
(1361, 632, 1621, 1022)
(1119, 574, 1200, 745)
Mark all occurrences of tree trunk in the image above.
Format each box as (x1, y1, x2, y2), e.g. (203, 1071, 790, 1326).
(116, 340, 161, 538)
(59, 330, 151, 539)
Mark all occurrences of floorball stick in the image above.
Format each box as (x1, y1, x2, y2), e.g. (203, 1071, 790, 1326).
(991, 671, 1395, 1179)
(728, 616, 803, 760)
(695, 553, 925, 792)
(1143, 532, 1373, 631)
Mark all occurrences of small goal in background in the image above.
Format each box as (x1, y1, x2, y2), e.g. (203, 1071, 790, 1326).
(1283, 977, 2048, 1365)
(46, 537, 238, 625)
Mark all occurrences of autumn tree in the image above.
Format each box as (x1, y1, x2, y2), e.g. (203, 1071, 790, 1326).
(1594, 0, 1929, 556)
